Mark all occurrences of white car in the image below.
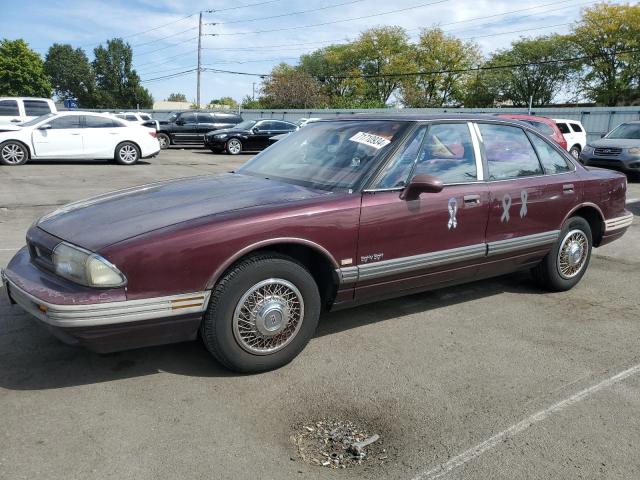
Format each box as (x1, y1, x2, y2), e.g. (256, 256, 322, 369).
(0, 111, 160, 166)
(296, 117, 322, 127)
(113, 112, 159, 130)
(0, 97, 57, 125)
(553, 118, 587, 159)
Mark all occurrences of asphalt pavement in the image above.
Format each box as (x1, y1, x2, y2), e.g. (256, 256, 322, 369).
(1, 148, 639, 480)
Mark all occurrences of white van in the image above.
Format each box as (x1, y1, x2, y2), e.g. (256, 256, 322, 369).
(0, 97, 57, 126)
(553, 118, 587, 159)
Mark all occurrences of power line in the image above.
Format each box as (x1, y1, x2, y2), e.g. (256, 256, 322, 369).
(214, 0, 284, 12)
(140, 68, 197, 83)
(202, 49, 640, 79)
(131, 26, 198, 48)
(121, 13, 196, 40)
(137, 63, 198, 77)
(135, 49, 194, 68)
(134, 37, 198, 57)
(214, 0, 450, 36)
(462, 22, 572, 40)
(214, 0, 366, 25)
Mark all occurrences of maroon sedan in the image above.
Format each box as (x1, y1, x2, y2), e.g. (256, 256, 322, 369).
(2, 115, 633, 372)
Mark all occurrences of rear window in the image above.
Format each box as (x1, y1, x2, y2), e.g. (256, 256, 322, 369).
(529, 134, 572, 174)
(479, 123, 543, 180)
(125, 115, 137, 121)
(85, 116, 118, 128)
(24, 100, 52, 116)
(556, 122, 570, 134)
(139, 114, 151, 120)
(0, 99, 19, 116)
(570, 123, 583, 132)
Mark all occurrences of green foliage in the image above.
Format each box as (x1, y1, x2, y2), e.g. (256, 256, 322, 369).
(260, 63, 328, 108)
(399, 28, 482, 107)
(240, 95, 266, 109)
(92, 38, 153, 108)
(570, 3, 640, 105)
(166, 92, 187, 102)
(44, 43, 95, 107)
(0, 39, 51, 97)
(209, 96, 239, 109)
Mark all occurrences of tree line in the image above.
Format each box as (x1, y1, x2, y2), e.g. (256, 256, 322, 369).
(243, 3, 640, 109)
(0, 38, 153, 108)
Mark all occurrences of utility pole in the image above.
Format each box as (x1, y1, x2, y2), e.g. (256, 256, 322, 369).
(196, 11, 203, 109)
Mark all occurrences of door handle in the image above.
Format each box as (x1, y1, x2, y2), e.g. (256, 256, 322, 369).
(463, 194, 481, 205)
(563, 184, 574, 193)
(70, 133, 81, 135)
(10, 119, 21, 123)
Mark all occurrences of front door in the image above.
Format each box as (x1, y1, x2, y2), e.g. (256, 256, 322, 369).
(173, 112, 199, 143)
(478, 122, 578, 268)
(249, 121, 276, 149)
(354, 122, 490, 303)
(32, 115, 84, 158)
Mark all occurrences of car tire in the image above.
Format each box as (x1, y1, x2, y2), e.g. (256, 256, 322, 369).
(114, 142, 140, 165)
(0, 141, 29, 166)
(532, 216, 592, 292)
(200, 252, 321, 373)
(157, 133, 170, 150)
(226, 138, 242, 155)
(569, 145, 581, 159)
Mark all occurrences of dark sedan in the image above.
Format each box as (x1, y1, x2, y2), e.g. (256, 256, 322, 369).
(579, 121, 640, 175)
(204, 119, 298, 154)
(2, 115, 633, 372)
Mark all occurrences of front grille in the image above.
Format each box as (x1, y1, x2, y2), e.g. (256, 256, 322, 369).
(594, 147, 622, 156)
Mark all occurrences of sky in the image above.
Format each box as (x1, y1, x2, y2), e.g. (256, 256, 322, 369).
(0, 0, 606, 105)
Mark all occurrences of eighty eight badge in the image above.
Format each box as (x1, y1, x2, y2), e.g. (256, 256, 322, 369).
(448, 197, 458, 229)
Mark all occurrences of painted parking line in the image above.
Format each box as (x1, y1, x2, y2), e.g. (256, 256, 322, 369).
(411, 362, 640, 480)
(0, 248, 20, 252)
(626, 198, 639, 205)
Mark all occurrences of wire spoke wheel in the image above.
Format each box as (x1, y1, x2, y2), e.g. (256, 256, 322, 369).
(232, 278, 304, 355)
(118, 144, 138, 163)
(557, 229, 588, 279)
(1, 143, 25, 164)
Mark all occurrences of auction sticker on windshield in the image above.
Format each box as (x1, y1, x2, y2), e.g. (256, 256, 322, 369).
(349, 131, 391, 150)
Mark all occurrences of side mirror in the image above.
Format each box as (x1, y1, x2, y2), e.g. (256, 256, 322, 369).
(39, 124, 52, 130)
(400, 174, 443, 201)
(252, 127, 259, 133)
(600, 133, 606, 138)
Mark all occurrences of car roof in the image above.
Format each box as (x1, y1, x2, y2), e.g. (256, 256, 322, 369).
(318, 113, 531, 123)
(56, 111, 118, 118)
(553, 118, 583, 124)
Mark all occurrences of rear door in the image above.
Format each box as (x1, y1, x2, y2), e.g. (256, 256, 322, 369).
(354, 122, 490, 302)
(478, 122, 577, 269)
(31, 115, 84, 158)
(196, 113, 217, 139)
(82, 115, 125, 158)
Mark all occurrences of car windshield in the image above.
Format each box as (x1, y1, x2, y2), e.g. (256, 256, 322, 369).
(20, 113, 56, 127)
(607, 123, 640, 139)
(238, 120, 409, 191)
(235, 120, 257, 130)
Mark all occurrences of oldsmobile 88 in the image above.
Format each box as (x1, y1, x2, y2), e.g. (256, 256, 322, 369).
(2, 115, 633, 372)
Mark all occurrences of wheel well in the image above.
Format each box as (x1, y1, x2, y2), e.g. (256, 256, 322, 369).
(572, 207, 604, 246)
(1, 139, 31, 158)
(228, 243, 338, 310)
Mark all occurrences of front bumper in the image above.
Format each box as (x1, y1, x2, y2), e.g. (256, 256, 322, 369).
(2, 247, 211, 352)
(204, 136, 227, 149)
(580, 152, 640, 172)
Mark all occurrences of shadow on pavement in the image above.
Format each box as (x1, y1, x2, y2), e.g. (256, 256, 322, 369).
(0, 271, 542, 391)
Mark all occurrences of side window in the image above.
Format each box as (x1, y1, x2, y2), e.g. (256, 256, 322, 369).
(479, 124, 543, 180)
(375, 126, 428, 189)
(197, 113, 214, 123)
(414, 123, 477, 183)
(85, 116, 117, 128)
(0, 100, 19, 116)
(139, 114, 151, 120)
(50, 115, 82, 129)
(257, 121, 273, 130)
(570, 123, 583, 132)
(556, 122, 570, 134)
(24, 100, 52, 116)
(125, 115, 137, 121)
(180, 113, 197, 123)
(528, 134, 572, 174)
(273, 121, 295, 131)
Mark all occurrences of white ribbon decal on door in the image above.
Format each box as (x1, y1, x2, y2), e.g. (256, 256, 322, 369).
(448, 197, 458, 229)
(501, 194, 512, 222)
(520, 189, 528, 218)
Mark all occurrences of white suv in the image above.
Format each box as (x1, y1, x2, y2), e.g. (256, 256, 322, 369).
(553, 119, 587, 159)
(0, 97, 57, 125)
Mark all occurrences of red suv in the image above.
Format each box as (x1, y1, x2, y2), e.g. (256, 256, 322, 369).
(497, 114, 568, 150)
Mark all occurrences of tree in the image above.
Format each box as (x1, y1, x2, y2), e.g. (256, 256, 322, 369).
(570, 3, 640, 105)
(485, 35, 579, 107)
(92, 38, 153, 108)
(399, 28, 482, 107)
(209, 96, 238, 109)
(0, 39, 51, 97)
(166, 92, 187, 102)
(260, 63, 327, 108)
(44, 43, 95, 106)
(241, 95, 265, 109)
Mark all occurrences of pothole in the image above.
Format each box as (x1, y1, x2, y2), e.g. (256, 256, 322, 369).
(292, 418, 388, 469)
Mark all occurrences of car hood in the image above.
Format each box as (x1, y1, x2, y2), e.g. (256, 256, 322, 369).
(590, 138, 640, 148)
(37, 173, 329, 251)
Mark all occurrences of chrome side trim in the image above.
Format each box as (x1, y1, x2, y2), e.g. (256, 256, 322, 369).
(3, 276, 210, 328)
(487, 230, 560, 256)
(337, 266, 359, 285)
(605, 213, 633, 232)
(467, 122, 484, 181)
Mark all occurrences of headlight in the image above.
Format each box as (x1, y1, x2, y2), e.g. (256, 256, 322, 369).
(628, 147, 640, 156)
(214, 133, 228, 139)
(582, 145, 594, 154)
(52, 242, 126, 287)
